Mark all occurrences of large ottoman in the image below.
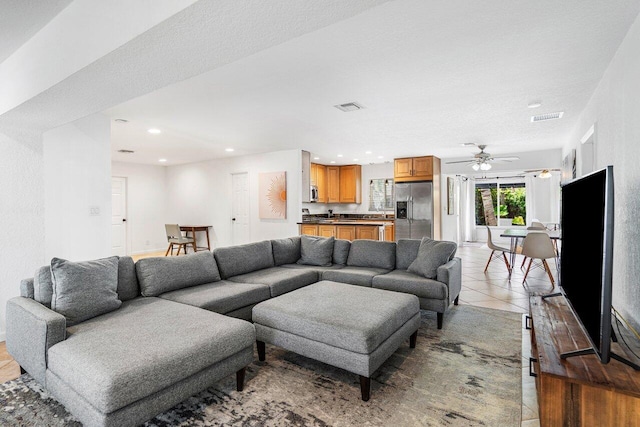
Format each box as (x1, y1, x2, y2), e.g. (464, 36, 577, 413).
(252, 280, 421, 401)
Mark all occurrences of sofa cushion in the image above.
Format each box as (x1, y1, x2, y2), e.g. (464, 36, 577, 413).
(136, 251, 221, 297)
(280, 263, 345, 273)
(372, 269, 448, 300)
(227, 266, 318, 297)
(271, 236, 301, 266)
(117, 256, 139, 301)
(159, 280, 271, 314)
(346, 240, 396, 270)
(33, 265, 54, 308)
(396, 239, 422, 270)
(47, 297, 255, 414)
(321, 266, 391, 287)
(214, 240, 274, 279)
(332, 239, 351, 265)
(297, 235, 334, 266)
(407, 238, 457, 279)
(50, 256, 122, 326)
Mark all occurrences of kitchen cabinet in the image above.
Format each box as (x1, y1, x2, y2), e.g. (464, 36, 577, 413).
(311, 163, 327, 203)
(394, 156, 440, 182)
(384, 224, 394, 242)
(339, 165, 362, 203)
(318, 224, 336, 238)
(327, 166, 341, 203)
(356, 225, 378, 240)
(336, 225, 356, 241)
(300, 224, 318, 236)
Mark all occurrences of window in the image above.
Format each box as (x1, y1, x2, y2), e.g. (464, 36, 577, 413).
(475, 180, 526, 226)
(369, 179, 394, 211)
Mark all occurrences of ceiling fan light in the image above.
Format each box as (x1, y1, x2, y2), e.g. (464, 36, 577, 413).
(480, 162, 491, 171)
(472, 163, 480, 171)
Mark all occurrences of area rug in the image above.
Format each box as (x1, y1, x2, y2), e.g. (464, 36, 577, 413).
(0, 305, 522, 426)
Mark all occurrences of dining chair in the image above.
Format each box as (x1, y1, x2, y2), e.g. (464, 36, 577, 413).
(520, 231, 557, 285)
(164, 224, 196, 256)
(484, 226, 520, 273)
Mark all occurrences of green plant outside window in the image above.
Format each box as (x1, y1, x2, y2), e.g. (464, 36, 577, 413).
(475, 182, 526, 226)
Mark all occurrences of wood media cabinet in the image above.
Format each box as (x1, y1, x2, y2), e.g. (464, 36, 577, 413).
(528, 295, 640, 426)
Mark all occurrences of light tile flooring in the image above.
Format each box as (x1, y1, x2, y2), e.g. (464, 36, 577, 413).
(1, 243, 557, 426)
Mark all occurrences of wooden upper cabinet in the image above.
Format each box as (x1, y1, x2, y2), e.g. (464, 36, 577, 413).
(394, 156, 440, 182)
(339, 165, 362, 203)
(310, 163, 318, 186)
(326, 166, 341, 203)
(315, 163, 327, 203)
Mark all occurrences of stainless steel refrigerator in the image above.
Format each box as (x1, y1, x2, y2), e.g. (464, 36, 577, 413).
(394, 182, 433, 240)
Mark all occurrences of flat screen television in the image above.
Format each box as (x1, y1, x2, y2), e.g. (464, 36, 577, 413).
(558, 165, 615, 364)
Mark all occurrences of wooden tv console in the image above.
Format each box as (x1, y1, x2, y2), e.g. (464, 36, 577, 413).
(528, 295, 640, 426)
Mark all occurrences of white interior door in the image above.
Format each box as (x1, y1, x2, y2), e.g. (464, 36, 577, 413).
(111, 177, 127, 256)
(232, 172, 250, 245)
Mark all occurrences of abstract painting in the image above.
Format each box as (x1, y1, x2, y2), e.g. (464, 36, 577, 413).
(259, 171, 287, 219)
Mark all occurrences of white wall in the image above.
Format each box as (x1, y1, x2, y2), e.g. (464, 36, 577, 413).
(0, 130, 45, 341)
(43, 113, 112, 261)
(166, 149, 302, 248)
(111, 162, 168, 255)
(563, 12, 640, 330)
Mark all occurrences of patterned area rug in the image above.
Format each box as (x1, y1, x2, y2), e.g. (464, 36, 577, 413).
(0, 305, 522, 426)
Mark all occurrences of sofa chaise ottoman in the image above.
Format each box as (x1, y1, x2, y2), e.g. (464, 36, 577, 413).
(252, 280, 421, 401)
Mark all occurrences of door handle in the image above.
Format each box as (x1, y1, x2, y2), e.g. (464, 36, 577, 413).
(122, 218, 126, 222)
(232, 218, 236, 221)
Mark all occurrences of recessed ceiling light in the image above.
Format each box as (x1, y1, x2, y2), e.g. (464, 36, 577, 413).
(377, 155, 384, 159)
(225, 148, 234, 152)
(117, 149, 134, 154)
(114, 118, 128, 123)
(330, 161, 336, 164)
(337, 154, 343, 158)
(528, 101, 542, 109)
(313, 157, 320, 160)
(365, 151, 372, 155)
(353, 158, 359, 161)
(148, 128, 161, 134)
(158, 158, 167, 163)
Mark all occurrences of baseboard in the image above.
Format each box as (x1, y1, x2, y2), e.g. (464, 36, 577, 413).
(131, 248, 165, 256)
(0, 332, 6, 342)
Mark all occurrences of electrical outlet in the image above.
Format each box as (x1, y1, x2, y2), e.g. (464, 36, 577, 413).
(89, 206, 100, 216)
(145, 240, 150, 246)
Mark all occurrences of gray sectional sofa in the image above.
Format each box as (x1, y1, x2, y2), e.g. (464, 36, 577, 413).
(5, 235, 461, 427)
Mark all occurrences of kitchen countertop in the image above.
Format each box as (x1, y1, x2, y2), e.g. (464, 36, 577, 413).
(298, 219, 394, 226)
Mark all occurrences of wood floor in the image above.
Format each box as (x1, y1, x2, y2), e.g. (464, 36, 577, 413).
(1, 242, 554, 426)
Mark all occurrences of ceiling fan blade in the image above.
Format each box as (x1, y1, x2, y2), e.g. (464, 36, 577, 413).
(523, 168, 562, 173)
(489, 156, 520, 162)
(445, 159, 476, 164)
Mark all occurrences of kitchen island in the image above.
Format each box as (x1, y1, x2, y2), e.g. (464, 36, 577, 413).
(298, 217, 395, 241)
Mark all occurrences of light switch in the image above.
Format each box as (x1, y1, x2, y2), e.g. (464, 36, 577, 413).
(89, 206, 100, 216)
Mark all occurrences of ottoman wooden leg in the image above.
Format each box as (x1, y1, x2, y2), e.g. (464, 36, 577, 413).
(410, 330, 417, 348)
(257, 340, 266, 361)
(236, 367, 246, 392)
(359, 376, 371, 401)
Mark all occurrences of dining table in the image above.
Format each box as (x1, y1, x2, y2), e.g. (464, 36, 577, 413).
(500, 228, 561, 279)
(180, 225, 212, 251)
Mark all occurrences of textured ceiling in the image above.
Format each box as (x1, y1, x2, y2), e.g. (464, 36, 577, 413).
(3, 0, 640, 170)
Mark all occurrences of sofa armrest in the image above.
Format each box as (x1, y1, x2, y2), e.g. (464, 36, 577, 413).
(5, 297, 66, 385)
(436, 257, 462, 304)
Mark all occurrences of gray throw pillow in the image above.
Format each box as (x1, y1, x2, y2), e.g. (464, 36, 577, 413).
(297, 235, 335, 267)
(407, 237, 457, 279)
(50, 256, 122, 326)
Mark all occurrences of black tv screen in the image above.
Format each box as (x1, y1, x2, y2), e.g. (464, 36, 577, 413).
(559, 165, 614, 363)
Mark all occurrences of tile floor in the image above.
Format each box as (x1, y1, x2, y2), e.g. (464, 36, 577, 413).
(1, 243, 557, 426)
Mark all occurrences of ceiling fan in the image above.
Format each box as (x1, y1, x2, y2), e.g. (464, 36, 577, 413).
(446, 144, 520, 171)
(524, 168, 561, 178)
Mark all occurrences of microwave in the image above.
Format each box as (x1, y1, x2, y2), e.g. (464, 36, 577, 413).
(310, 185, 319, 202)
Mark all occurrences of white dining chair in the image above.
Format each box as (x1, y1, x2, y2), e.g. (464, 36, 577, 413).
(520, 231, 557, 285)
(484, 226, 520, 273)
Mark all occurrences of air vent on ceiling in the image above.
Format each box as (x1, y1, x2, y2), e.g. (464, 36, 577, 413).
(334, 102, 364, 112)
(531, 112, 564, 122)
(117, 149, 135, 154)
